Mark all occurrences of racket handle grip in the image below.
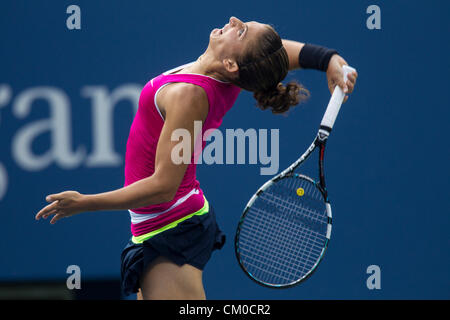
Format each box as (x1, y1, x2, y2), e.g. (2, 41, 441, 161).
(319, 65, 356, 133)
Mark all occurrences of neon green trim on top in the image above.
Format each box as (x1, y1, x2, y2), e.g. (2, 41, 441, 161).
(131, 197, 209, 244)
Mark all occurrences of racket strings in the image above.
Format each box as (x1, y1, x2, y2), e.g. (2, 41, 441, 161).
(239, 219, 325, 284)
(259, 192, 325, 227)
(237, 176, 328, 286)
(239, 207, 325, 276)
(261, 177, 327, 225)
(241, 210, 324, 265)
(240, 206, 326, 282)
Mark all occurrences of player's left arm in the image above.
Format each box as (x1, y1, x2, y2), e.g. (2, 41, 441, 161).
(282, 39, 358, 102)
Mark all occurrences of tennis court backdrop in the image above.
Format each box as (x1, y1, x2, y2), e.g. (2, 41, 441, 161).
(0, 0, 448, 299)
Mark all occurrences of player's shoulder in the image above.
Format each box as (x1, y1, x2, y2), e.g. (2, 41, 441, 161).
(157, 82, 208, 120)
(158, 82, 208, 118)
(162, 82, 207, 103)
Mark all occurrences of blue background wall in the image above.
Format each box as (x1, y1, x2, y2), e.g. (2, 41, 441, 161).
(0, 0, 449, 299)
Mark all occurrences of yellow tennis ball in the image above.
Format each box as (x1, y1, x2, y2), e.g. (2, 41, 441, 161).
(296, 188, 304, 196)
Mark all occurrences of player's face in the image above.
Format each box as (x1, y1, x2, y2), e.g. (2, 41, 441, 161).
(209, 17, 268, 64)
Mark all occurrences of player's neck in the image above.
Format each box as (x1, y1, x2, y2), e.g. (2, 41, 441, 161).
(190, 51, 229, 82)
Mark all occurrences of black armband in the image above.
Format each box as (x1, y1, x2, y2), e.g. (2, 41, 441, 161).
(298, 43, 338, 72)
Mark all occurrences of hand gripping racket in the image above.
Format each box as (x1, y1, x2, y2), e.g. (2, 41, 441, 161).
(234, 65, 357, 288)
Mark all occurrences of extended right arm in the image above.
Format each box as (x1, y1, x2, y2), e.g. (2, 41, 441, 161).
(36, 83, 209, 224)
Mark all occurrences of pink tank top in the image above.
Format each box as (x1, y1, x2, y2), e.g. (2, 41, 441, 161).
(124, 63, 241, 237)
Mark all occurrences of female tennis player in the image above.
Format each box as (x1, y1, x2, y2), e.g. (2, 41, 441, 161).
(36, 17, 357, 300)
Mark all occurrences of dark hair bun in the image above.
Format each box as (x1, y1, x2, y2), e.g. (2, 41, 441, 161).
(253, 81, 309, 114)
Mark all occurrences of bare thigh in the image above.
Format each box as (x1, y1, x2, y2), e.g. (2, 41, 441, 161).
(138, 256, 206, 300)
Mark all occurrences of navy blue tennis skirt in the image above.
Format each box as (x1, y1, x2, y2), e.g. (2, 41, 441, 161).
(120, 204, 225, 296)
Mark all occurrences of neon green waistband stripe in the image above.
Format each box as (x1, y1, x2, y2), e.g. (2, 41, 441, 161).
(131, 197, 209, 244)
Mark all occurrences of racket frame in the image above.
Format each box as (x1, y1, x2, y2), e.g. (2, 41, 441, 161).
(234, 65, 356, 288)
(234, 133, 332, 288)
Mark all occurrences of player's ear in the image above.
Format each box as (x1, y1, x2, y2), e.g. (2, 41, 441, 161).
(222, 58, 239, 73)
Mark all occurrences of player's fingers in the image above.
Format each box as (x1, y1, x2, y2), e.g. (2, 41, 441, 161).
(42, 209, 59, 220)
(348, 72, 357, 82)
(336, 78, 348, 93)
(35, 201, 59, 220)
(348, 73, 357, 85)
(50, 213, 65, 225)
(343, 95, 349, 103)
(346, 73, 357, 93)
(46, 192, 69, 202)
(346, 79, 355, 94)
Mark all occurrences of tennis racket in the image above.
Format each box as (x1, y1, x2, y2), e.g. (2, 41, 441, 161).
(234, 65, 356, 288)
